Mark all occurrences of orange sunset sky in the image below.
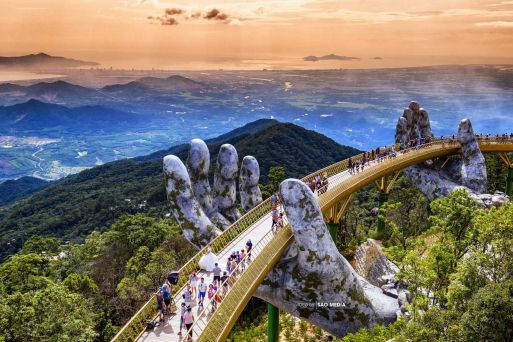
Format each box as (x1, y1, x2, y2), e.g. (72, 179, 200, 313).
(1, 0, 513, 69)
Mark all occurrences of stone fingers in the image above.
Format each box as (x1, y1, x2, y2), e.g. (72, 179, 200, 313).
(214, 144, 242, 222)
(186, 138, 215, 216)
(239, 156, 263, 212)
(163, 155, 221, 246)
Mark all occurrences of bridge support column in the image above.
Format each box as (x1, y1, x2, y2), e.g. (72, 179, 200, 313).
(267, 303, 279, 342)
(374, 172, 400, 238)
(507, 168, 513, 197)
(328, 223, 338, 243)
(377, 192, 389, 236)
(497, 153, 513, 197)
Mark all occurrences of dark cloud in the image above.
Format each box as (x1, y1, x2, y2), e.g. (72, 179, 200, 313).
(204, 8, 229, 21)
(160, 17, 178, 25)
(148, 7, 231, 26)
(165, 8, 184, 16)
(148, 7, 184, 25)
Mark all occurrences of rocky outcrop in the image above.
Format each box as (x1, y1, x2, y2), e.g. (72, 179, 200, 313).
(255, 179, 400, 337)
(239, 156, 263, 212)
(163, 155, 221, 246)
(353, 239, 410, 314)
(354, 239, 399, 288)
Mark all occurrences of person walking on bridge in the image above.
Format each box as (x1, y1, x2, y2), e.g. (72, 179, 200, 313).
(189, 272, 198, 300)
(183, 284, 192, 308)
(156, 289, 165, 323)
(198, 278, 207, 307)
(183, 307, 195, 342)
(213, 263, 221, 284)
(178, 302, 186, 337)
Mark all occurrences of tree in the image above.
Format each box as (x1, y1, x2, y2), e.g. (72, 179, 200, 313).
(0, 277, 96, 341)
(461, 281, 513, 342)
(429, 189, 480, 262)
(473, 203, 513, 283)
(385, 185, 429, 250)
(260, 166, 287, 199)
(20, 235, 60, 255)
(0, 253, 49, 293)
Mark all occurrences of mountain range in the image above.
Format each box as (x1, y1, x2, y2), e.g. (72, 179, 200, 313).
(0, 99, 142, 133)
(0, 53, 98, 69)
(0, 119, 359, 261)
(0, 76, 205, 108)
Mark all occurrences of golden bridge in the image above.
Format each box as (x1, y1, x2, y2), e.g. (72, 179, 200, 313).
(113, 136, 513, 342)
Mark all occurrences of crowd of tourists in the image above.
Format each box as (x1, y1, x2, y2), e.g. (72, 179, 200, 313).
(154, 237, 255, 341)
(347, 144, 398, 175)
(306, 172, 329, 195)
(476, 133, 513, 141)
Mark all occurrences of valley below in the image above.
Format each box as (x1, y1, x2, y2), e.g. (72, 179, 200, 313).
(1, 64, 513, 182)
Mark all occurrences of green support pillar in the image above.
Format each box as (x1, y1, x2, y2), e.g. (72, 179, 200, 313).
(377, 192, 389, 237)
(267, 303, 279, 342)
(328, 223, 338, 243)
(507, 168, 513, 197)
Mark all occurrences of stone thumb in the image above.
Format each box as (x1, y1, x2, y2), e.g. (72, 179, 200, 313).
(279, 179, 347, 274)
(457, 118, 487, 193)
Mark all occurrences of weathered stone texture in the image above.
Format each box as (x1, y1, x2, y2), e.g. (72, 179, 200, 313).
(255, 179, 399, 337)
(239, 156, 263, 212)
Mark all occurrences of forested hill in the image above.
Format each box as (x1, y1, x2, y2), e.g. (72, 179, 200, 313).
(0, 121, 359, 261)
(0, 176, 48, 206)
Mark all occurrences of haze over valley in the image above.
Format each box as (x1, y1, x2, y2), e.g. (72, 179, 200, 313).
(1, 62, 513, 182)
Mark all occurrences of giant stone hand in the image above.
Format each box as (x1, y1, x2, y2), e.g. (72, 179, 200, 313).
(164, 139, 263, 247)
(255, 179, 401, 337)
(395, 101, 507, 205)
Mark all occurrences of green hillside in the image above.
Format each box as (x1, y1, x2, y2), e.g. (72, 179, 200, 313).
(0, 176, 48, 206)
(0, 121, 359, 261)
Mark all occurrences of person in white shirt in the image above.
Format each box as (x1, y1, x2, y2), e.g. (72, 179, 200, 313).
(198, 278, 207, 307)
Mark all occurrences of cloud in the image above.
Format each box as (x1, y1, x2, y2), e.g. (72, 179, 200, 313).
(204, 8, 229, 21)
(189, 12, 201, 19)
(149, 7, 233, 26)
(165, 8, 184, 16)
(475, 21, 513, 28)
(160, 17, 178, 25)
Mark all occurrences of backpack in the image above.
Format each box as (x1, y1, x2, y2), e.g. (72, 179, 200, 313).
(146, 320, 156, 331)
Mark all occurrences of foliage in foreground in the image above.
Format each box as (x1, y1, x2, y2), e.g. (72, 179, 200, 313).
(0, 214, 195, 341)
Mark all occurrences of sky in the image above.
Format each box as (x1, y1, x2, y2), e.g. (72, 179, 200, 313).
(1, 0, 513, 69)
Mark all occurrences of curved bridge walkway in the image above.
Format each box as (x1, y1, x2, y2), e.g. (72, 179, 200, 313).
(113, 137, 513, 342)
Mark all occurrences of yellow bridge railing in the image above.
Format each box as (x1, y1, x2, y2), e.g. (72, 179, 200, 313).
(111, 197, 273, 341)
(112, 135, 513, 341)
